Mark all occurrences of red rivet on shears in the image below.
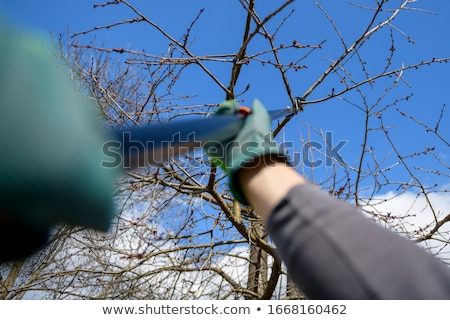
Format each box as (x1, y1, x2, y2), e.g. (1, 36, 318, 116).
(238, 106, 251, 115)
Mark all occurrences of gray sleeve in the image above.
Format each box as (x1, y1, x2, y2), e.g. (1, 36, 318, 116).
(267, 184, 450, 299)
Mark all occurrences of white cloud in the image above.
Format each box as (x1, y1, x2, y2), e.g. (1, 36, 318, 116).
(361, 190, 450, 260)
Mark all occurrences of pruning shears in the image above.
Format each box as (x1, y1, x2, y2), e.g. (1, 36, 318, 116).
(110, 98, 303, 168)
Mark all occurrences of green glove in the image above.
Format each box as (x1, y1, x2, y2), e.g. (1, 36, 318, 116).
(205, 99, 289, 204)
(0, 21, 120, 261)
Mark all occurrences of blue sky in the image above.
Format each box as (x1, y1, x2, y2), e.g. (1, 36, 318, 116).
(2, 0, 450, 288)
(1, 0, 449, 193)
(1, 3, 450, 304)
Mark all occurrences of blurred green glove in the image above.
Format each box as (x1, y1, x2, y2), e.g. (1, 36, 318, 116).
(205, 99, 289, 204)
(0, 20, 120, 261)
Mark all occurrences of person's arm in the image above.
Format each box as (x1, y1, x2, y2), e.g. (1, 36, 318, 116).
(0, 21, 119, 262)
(208, 99, 450, 299)
(237, 155, 305, 223)
(238, 157, 450, 299)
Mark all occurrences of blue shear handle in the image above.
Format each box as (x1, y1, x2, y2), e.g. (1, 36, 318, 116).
(112, 113, 245, 168)
(112, 108, 293, 168)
